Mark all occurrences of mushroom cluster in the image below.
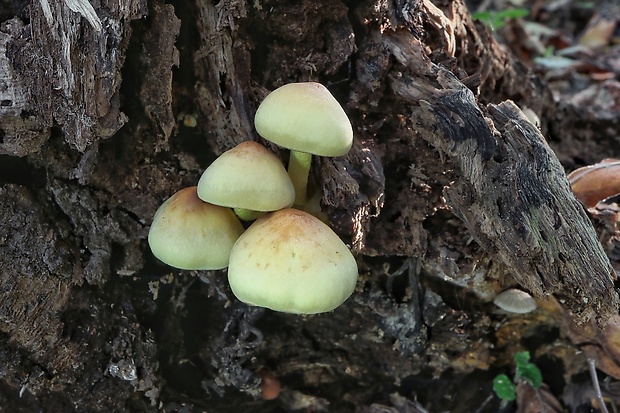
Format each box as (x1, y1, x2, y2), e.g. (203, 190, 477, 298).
(147, 82, 359, 314)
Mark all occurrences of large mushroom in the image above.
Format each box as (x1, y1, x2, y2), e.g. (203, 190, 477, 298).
(254, 82, 353, 206)
(228, 208, 358, 314)
(197, 141, 295, 220)
(148, 187, 244, 270)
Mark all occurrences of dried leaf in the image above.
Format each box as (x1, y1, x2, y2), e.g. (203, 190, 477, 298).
(516, 381, 563, 413)
(533, 55, 578, 70)
(578, 6, 618, 48)
(568, 159, 620, 208)
(563, 312, 620, 380)
(539, 297, 620, 382)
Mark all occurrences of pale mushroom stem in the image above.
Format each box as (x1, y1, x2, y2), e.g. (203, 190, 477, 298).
(288, 150, 312, 207)
(234, 208, 265, 221)
(303, 187, 329, 223)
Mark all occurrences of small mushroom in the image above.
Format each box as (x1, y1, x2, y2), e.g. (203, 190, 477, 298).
(228, 208, 358, 314)
(493, 288, 537, 314)
(258, 369, 281, 400)
(148, 187, 244, 270)
(254, 82, 353, 206)
(197, 141, 295, 220)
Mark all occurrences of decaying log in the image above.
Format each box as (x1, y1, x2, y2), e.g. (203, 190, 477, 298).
(386, 30, 619, 322)
(193, 0, 254, 154)
(0, 184, 159, 410)
(1, 0, 147, 157)
(139, 2, 180, 144)
(1, 0, 620, 410)
(0, 18, 49, 157)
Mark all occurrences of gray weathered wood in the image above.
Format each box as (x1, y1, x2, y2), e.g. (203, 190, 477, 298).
(3, 0, 147, 155)
(388, 43, 619, 322)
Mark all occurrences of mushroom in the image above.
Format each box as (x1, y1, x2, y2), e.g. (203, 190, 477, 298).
(493, 288, 537, 314)
(258, 369, 281, 400)
(254, 82, 353, 206)
(228, 208, 358, 314)
(148, 186, 244, 270)
(197, 141, 295, 220)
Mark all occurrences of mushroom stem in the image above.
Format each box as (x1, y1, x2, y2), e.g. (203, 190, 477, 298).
(304, 186, 328, 223)
(288, 150, 312, 207)
(234, 207, 265, 221)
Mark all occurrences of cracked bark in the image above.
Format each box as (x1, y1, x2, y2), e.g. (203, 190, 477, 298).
(0, 0, 618, 411)
(386, 36, 618, 321)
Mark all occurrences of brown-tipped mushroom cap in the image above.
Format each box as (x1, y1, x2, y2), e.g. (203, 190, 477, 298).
(148, 187, 244, 270)
(228, 208, 358, 314)
(254, 82, 353, 156)
(197, 141, 295, 212)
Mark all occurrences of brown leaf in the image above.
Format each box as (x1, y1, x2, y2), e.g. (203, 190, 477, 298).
(516, 381, 563, 413)
(578, 5, 618, 48)
(541, 297, 620, 381)
(562, 311, 620, 380)
(568, 159, 620, 208)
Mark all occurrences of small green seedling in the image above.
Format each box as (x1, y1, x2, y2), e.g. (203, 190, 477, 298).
(493, 351, 543, 405)
(514, 351, 543, 388)
(493, 374, 516, 401)
(472, 8, 529, 30)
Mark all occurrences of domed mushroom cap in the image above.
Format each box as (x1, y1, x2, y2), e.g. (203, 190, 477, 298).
(493, 288, 537, 314)
(254, 82, 353, 156)
(148, 187, 244, 270)
(197, 141, 295, 212)
(228, 208, 358, 314)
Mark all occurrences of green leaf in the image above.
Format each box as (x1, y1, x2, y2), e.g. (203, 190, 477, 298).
(471, 8, 529, 30)
(471, 11, 491, 20)
(517, 363, 543, 388)
(514, 351, 531, 365)
(495, 8, 529, 19)
(493, 374, 517, 401)
(514, 351, 543, 388)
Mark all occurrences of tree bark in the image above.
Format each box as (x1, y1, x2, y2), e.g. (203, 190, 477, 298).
(0, 0, 618, 412)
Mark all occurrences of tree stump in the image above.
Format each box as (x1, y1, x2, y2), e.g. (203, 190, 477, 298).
(0, 0, 617, 411)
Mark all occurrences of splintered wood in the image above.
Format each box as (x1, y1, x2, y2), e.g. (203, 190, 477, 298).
(386, 30, 619, 324)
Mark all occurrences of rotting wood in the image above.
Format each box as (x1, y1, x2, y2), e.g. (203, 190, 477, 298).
(1, 0, 619, 411)
(0, 19, 49, 157)
(4, 0, 147, 154)
(140, 2, 181, 145)
(193, 0, 254, 155)
(386, 30, 619, 322)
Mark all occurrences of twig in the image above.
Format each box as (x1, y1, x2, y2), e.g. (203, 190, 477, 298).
(473, 394, 494, 413)
(587, 356, 610, 413)
(410, 399, 430, 413)
(603, 377, 618, 413)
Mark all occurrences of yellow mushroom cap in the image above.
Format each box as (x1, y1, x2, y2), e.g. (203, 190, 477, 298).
(228, 208, 358, 314)
(148, 187, 244, 270)
(254, 82, 353, 156)
(197, 141, 295, 212)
